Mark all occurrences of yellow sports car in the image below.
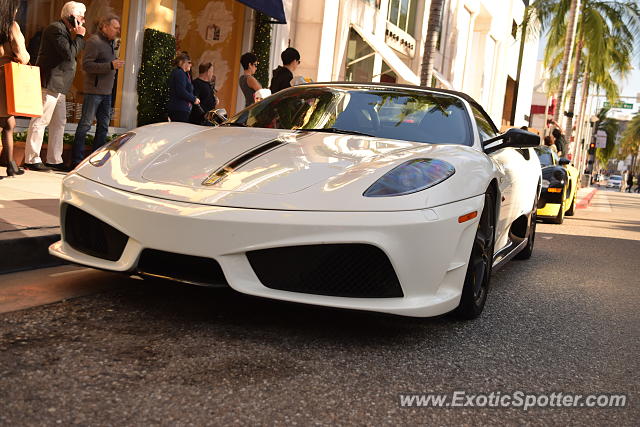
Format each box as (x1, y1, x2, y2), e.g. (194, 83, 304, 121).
(534, 146, 579, 224)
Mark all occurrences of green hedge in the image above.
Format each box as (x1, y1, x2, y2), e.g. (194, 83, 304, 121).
(253, 12, 272, 88)
(137, 28, 176, 126)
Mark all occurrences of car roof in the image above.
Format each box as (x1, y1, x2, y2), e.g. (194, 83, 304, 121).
(303, 81, 497, 131)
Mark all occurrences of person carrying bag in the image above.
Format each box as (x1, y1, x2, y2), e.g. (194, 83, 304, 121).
(0, 0, 33, 177)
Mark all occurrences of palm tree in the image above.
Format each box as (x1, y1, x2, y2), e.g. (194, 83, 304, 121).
(531, 0, 640, 158)
(556, 0, 640, 140)
(554, 0, 581, 123)
(620, 112, 640, 172)
(420, 0, 445, 87)
(594, 107, 619, 167)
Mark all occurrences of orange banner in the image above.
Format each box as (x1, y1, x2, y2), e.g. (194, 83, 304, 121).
(4, 62, 43, 117)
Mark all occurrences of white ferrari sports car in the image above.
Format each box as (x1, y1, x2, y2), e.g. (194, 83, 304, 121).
(50, 83, 541, 318)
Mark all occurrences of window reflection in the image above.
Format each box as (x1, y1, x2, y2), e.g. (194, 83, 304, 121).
(228, 86, 472, 146)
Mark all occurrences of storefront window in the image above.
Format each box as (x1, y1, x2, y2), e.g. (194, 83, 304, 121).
(345, 28, 375, 82)
(17, 0, 126, 125)
(387, 0, 417, 36)
(174, 0, 246, 116)
(380, 62, 397, 84)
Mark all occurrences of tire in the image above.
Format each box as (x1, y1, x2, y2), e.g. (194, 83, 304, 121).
(454, 191, 495, 319)
(550, 187, 566, 224)
(515, 199, 537, 260)
(565, 194, 576, 216)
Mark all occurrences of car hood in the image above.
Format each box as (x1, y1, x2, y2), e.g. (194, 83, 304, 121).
(75, 122, 493, 211)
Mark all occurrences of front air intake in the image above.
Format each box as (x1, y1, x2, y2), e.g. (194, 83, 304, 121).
(247, 244, 403, 298)
(63, 204, 128, 261)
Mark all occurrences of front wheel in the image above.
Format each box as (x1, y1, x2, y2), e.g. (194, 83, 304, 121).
(515, 200, 537, 260)
(565, 195, 576, 216)
(454, 192, 495, 319)
(550, 187, 566, 224)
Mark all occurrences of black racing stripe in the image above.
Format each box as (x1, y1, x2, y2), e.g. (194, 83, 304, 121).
(202, 139, 286, 186)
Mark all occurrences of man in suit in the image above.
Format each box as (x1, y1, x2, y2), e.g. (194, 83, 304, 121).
(24, 1, 86, 172)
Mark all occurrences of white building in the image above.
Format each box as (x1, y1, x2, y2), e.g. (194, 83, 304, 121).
(272, 0, 540, 127)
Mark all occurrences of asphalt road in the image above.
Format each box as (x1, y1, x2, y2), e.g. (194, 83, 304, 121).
(1, 190, 639, 425)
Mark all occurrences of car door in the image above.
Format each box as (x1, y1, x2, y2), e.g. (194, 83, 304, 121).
(470, 106, 515, 254)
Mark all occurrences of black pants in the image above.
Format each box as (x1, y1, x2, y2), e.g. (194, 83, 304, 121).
(168, 110, 191, 123)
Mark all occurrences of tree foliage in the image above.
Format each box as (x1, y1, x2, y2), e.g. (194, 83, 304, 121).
(595, 107, 620, 164)
(620, 112, 640, 158)
(137, 29, 176, 126)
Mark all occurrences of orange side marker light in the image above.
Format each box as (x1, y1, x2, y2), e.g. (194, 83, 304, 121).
(458, 211, 478, 223)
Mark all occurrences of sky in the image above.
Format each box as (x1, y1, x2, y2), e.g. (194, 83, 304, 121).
(617, 69, 640, 99)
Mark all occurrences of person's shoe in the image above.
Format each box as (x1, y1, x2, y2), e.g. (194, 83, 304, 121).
(45, 162, 70, 172)
(24, 162, 51, 172)
(6, 160, 25, 177)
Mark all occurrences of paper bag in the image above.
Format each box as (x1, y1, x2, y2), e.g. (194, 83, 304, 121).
(4, 62, 43, 117)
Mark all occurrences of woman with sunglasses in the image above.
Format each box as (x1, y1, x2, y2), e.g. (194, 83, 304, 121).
(167, 52, 200, 123)
(238, 52, 262, 108)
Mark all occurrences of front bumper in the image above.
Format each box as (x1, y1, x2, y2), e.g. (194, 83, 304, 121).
(50, 174, 485, 317)
(537, 187, 563, 217)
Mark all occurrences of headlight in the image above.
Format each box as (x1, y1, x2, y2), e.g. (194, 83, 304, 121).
(541, 179, 550, 188)
(363, 158, 455, 197)
(86, 132, 136, 167)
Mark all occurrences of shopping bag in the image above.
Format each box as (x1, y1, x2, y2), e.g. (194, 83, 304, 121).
(4, 62, 43, 117)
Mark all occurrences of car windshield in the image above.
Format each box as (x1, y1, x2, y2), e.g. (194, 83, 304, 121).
(534, 146, 554, 167)
(610, 176, 622, 181)
(225, 86, 472, 145)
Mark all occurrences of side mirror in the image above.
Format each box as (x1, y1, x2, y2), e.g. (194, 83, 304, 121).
(559, 157, 570, 166)
(483, 128, 540, 154)
(205, 108, 228, 125)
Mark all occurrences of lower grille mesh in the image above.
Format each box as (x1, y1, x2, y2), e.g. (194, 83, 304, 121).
(247, 244, 403, 298)
(64, 204, 128, 261)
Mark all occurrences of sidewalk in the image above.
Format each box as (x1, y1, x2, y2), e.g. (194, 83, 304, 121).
(0, 170, 65, 273)
(0, 171, 601, 274)
(576, 186, 598, 209)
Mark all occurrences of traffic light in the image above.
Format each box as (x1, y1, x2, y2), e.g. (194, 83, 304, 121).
(588, 141, 596, 155)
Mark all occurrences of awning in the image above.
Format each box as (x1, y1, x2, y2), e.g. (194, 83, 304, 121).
(236, 0, 287, 24)
(351, 25, 419, 85)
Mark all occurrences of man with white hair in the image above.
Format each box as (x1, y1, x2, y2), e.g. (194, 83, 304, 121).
(24, 1, 86, 172)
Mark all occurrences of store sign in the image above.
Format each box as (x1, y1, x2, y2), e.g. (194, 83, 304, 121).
(603, 101, 633, 109)
(595, 130, 607, 148)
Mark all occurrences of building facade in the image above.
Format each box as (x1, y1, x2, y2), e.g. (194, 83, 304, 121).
(17, 0, 539, 130)
(274, 0, 540, 128)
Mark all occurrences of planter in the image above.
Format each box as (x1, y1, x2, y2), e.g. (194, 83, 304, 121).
(1, 141, 93, 167)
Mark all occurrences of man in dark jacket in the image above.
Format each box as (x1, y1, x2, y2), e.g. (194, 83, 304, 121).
(24, 1, 86, 171)
(190, 62, 218, 125)
(270, 47, 300, 93)
(71, 14, 123, 168)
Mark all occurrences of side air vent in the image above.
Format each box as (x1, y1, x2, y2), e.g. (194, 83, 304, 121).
(63, 204, 128, 261)
(202, 139, 286, 186)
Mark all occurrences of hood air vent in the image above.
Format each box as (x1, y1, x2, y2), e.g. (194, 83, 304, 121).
(202, 139, 286, 186)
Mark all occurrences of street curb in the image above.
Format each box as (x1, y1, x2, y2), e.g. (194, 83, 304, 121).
(0, 229, 65, 274)
(576, 187, 597, 210)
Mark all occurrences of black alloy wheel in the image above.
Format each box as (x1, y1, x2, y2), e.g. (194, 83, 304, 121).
(565, 192, 576, 216)
(455, 191, 495, 319)
(515, 196, 538, 260)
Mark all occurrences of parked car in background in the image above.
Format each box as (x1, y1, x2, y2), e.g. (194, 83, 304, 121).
(607, 175, 622, 190)
(534, 146, 579, 224)
(50, 83, 541, 319)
